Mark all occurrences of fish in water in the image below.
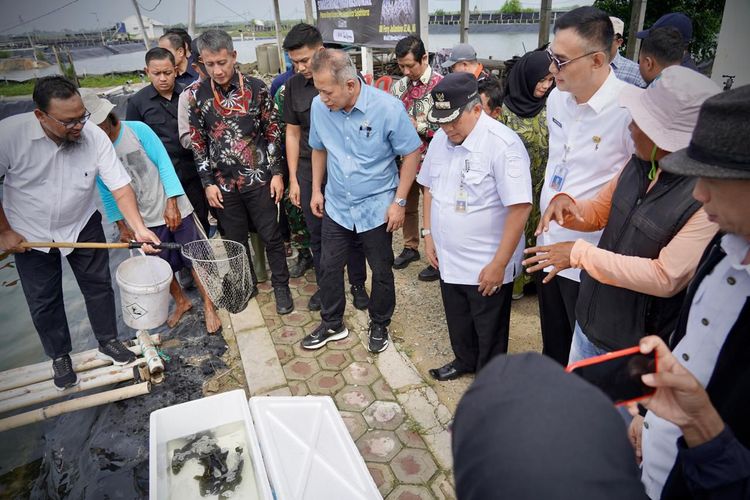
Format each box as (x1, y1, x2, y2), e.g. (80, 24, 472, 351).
(171, 432, 245, 497)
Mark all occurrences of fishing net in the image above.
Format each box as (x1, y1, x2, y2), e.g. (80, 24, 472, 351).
(181, 240, 253, 314)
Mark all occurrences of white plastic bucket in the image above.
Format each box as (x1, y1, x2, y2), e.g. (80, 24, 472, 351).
(115, 255, 173, 330)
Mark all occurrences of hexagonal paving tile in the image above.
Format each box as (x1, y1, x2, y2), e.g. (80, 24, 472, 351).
(280, 310, 313, 327)
(319, 350, 352, 371)
(326, 332, 360, 350)
(356, 430, 402, 463)
(260, 300, 279, 317)
(270, 326, 305, 345)
(307, 370, 345, 395)
(372, 378, 397, 401)
(339, 410, 368, 441)
(291, 342, 323, 359)
(282, 357, 321, 381)
(367, 462, 396, 497)
(293, 295, 311, 311)
(256, 292, 272, 305)
(430, 472, 457, 500)
(363, 401, 404, 431)
(257, 281, 273, 292)
(275, 345, 294, 365)
(386, 485, 434, 500)
(391, 448, 438, 484)
(264, 317, 282, 331)
(343, 361, 380, 386)
(299, 283, 318, 296)
(289, 276, 306, 287)
(395, 425, 427, 449)
(350, 344, 372, 362)
(288, 380, 309, 396)
(334, 385, 376, 412)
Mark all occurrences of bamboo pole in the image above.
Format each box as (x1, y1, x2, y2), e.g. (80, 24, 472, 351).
(0, 362, 142, 414)
(0, 333, 161, 393)
(0, 382, 151, 432)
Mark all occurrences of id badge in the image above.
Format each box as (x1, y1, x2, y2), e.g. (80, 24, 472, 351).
(550, 163, 569, 192)
(455, 188, 468, 213)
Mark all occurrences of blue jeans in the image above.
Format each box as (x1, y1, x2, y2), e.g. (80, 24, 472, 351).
(568, 322, 633, 425)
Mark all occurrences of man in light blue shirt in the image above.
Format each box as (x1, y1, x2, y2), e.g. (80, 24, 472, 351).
(303, 48, 421, 353)
(609, 17, 647, 88)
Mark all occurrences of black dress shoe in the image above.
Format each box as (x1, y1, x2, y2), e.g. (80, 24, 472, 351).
(308, 289, 322, 311)
(417, 264, 440, 282)
(350, 284, 369, 310)
(393, 248, 420, 269)
(289, 248, 314, 278)
(429, 361, 471, 381)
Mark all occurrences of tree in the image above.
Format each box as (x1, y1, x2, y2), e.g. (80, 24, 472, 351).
(501, 0, 523, 14)
(593, 0, 725, 63)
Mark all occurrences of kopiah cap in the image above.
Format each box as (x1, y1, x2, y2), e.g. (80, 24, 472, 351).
(428, 72, 478, 124)
(441, 43, 478, 68)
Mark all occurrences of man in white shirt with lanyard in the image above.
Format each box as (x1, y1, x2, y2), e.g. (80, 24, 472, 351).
(0, 76, 160, 390)
(418, 73, 532, 381)
(534, 6, 634, 365)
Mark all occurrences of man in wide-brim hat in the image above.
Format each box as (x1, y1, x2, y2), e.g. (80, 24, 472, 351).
(627, 85, 750, 499)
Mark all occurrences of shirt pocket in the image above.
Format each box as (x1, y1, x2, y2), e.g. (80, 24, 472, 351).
(463, 162, 491, 185)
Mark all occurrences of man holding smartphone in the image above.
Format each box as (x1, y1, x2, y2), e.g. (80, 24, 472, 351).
(628, 86, 750, 499)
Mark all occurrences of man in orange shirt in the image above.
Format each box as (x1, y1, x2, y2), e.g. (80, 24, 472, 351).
(523, 65, 719, 361)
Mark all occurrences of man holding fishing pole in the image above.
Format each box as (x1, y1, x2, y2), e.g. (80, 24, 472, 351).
(0, 76, 161, 390)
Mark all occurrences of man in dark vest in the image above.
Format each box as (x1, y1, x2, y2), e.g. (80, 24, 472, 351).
(523, 65, 719, 361)
(627, 85, 750, 499)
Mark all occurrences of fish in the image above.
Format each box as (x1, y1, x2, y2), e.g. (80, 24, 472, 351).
(170, 432, 245, 497)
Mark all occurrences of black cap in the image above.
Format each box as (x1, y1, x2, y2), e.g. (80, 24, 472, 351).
(428, 72, 478, 124)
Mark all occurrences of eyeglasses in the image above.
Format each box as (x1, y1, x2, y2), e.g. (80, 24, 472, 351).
(45, 111, 91, 129)
(546, 47, 601, 71)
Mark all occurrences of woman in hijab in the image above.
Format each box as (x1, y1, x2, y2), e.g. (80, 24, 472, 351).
(502, 49, 555, 299)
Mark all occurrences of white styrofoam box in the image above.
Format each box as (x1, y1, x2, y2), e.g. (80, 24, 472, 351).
(149, 390, 273, 500)
(249, 395, 382, 500)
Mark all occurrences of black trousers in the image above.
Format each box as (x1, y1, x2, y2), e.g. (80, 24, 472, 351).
(536, 272, 579, 365)
(14, 211, 118, 359)
(319, 213, 393, 327)
(298, 167, 366, 286)
(216, 184, 289, 288)
(183, 176, 210, 236)
(440, 280, 513, 373)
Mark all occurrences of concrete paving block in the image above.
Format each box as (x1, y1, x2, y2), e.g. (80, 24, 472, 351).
(396, 425, 428, 449)
(422, 431, 453, 471)
(386, 484, 434, 500)
(288, 380, 309, 396)
(363, 401, 404, 431)
(256, 386, 293, 397)
(367, 462, 396, 497)
(339, 410, 368, 441)
(391, 448, 438, 484)
(372, 377, 397, 401)
(275, 345, 294, 365)
(318, 350, 352, 371)
(307, 370, 345, 395)
(356, 430, 402, 463)
(376, 345, 424, 391)
(234, 325, 287, 396)
(343, 361, 380, 386)
(282, 357, 321, 381)
(270, 325, 306, 345)
(335, 385, 376, 412)
(280, 310, 313, 327)
(396, 388, 442, 433)
(430, 472, 457, 500)
(229, 298, 266, 333)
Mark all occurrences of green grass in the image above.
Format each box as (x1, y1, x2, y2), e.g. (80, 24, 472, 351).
(0, 73, 141, 97)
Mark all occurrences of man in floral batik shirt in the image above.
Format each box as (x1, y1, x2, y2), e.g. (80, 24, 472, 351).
(391, 35, 443, 282)
(188, 29, 294, 315)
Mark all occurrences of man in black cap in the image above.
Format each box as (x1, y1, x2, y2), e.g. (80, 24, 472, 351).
(452, 352, 647, 499)
(627, 85, 750, 499)
(636, 12, 699, 71)
(441, 43, 493, 83)
(417, 72, 532, 381)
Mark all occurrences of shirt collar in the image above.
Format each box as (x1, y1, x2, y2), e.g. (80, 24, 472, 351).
(146, 83, 177, 100)
(720, 233, 750, 273)
(569, 68, 619, 115)
(610, 53, 624, 70)
(29, 113, 47, 141)
(350, 79, 368, 114)
(416, 65, 433, 86)
(449, 112, 489, 152)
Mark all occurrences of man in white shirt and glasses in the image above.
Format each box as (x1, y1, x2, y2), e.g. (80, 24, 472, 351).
(533, 6, 634, 365)
(0, 76, 161, 390)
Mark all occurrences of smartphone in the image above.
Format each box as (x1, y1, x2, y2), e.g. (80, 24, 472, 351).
(566, 346, 657, 406)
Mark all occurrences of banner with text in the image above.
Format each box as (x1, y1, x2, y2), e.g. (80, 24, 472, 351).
(315, 0, 419, 48)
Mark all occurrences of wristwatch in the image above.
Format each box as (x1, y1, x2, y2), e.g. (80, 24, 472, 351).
(394, 197, 407, 207)
(420, 228, 431, 238)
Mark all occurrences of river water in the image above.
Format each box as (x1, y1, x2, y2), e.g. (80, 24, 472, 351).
(1, 29, 551, 81)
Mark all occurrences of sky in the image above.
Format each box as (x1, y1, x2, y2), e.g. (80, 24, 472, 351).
(0, 0, 587, 35)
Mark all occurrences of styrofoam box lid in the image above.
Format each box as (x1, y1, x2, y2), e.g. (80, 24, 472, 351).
(149, 389, 273, 500)
(249, 395, 382, 500)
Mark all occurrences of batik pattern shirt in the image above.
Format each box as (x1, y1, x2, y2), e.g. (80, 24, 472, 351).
(188, 71, 282, 193)
(391, 66, 442, 162)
